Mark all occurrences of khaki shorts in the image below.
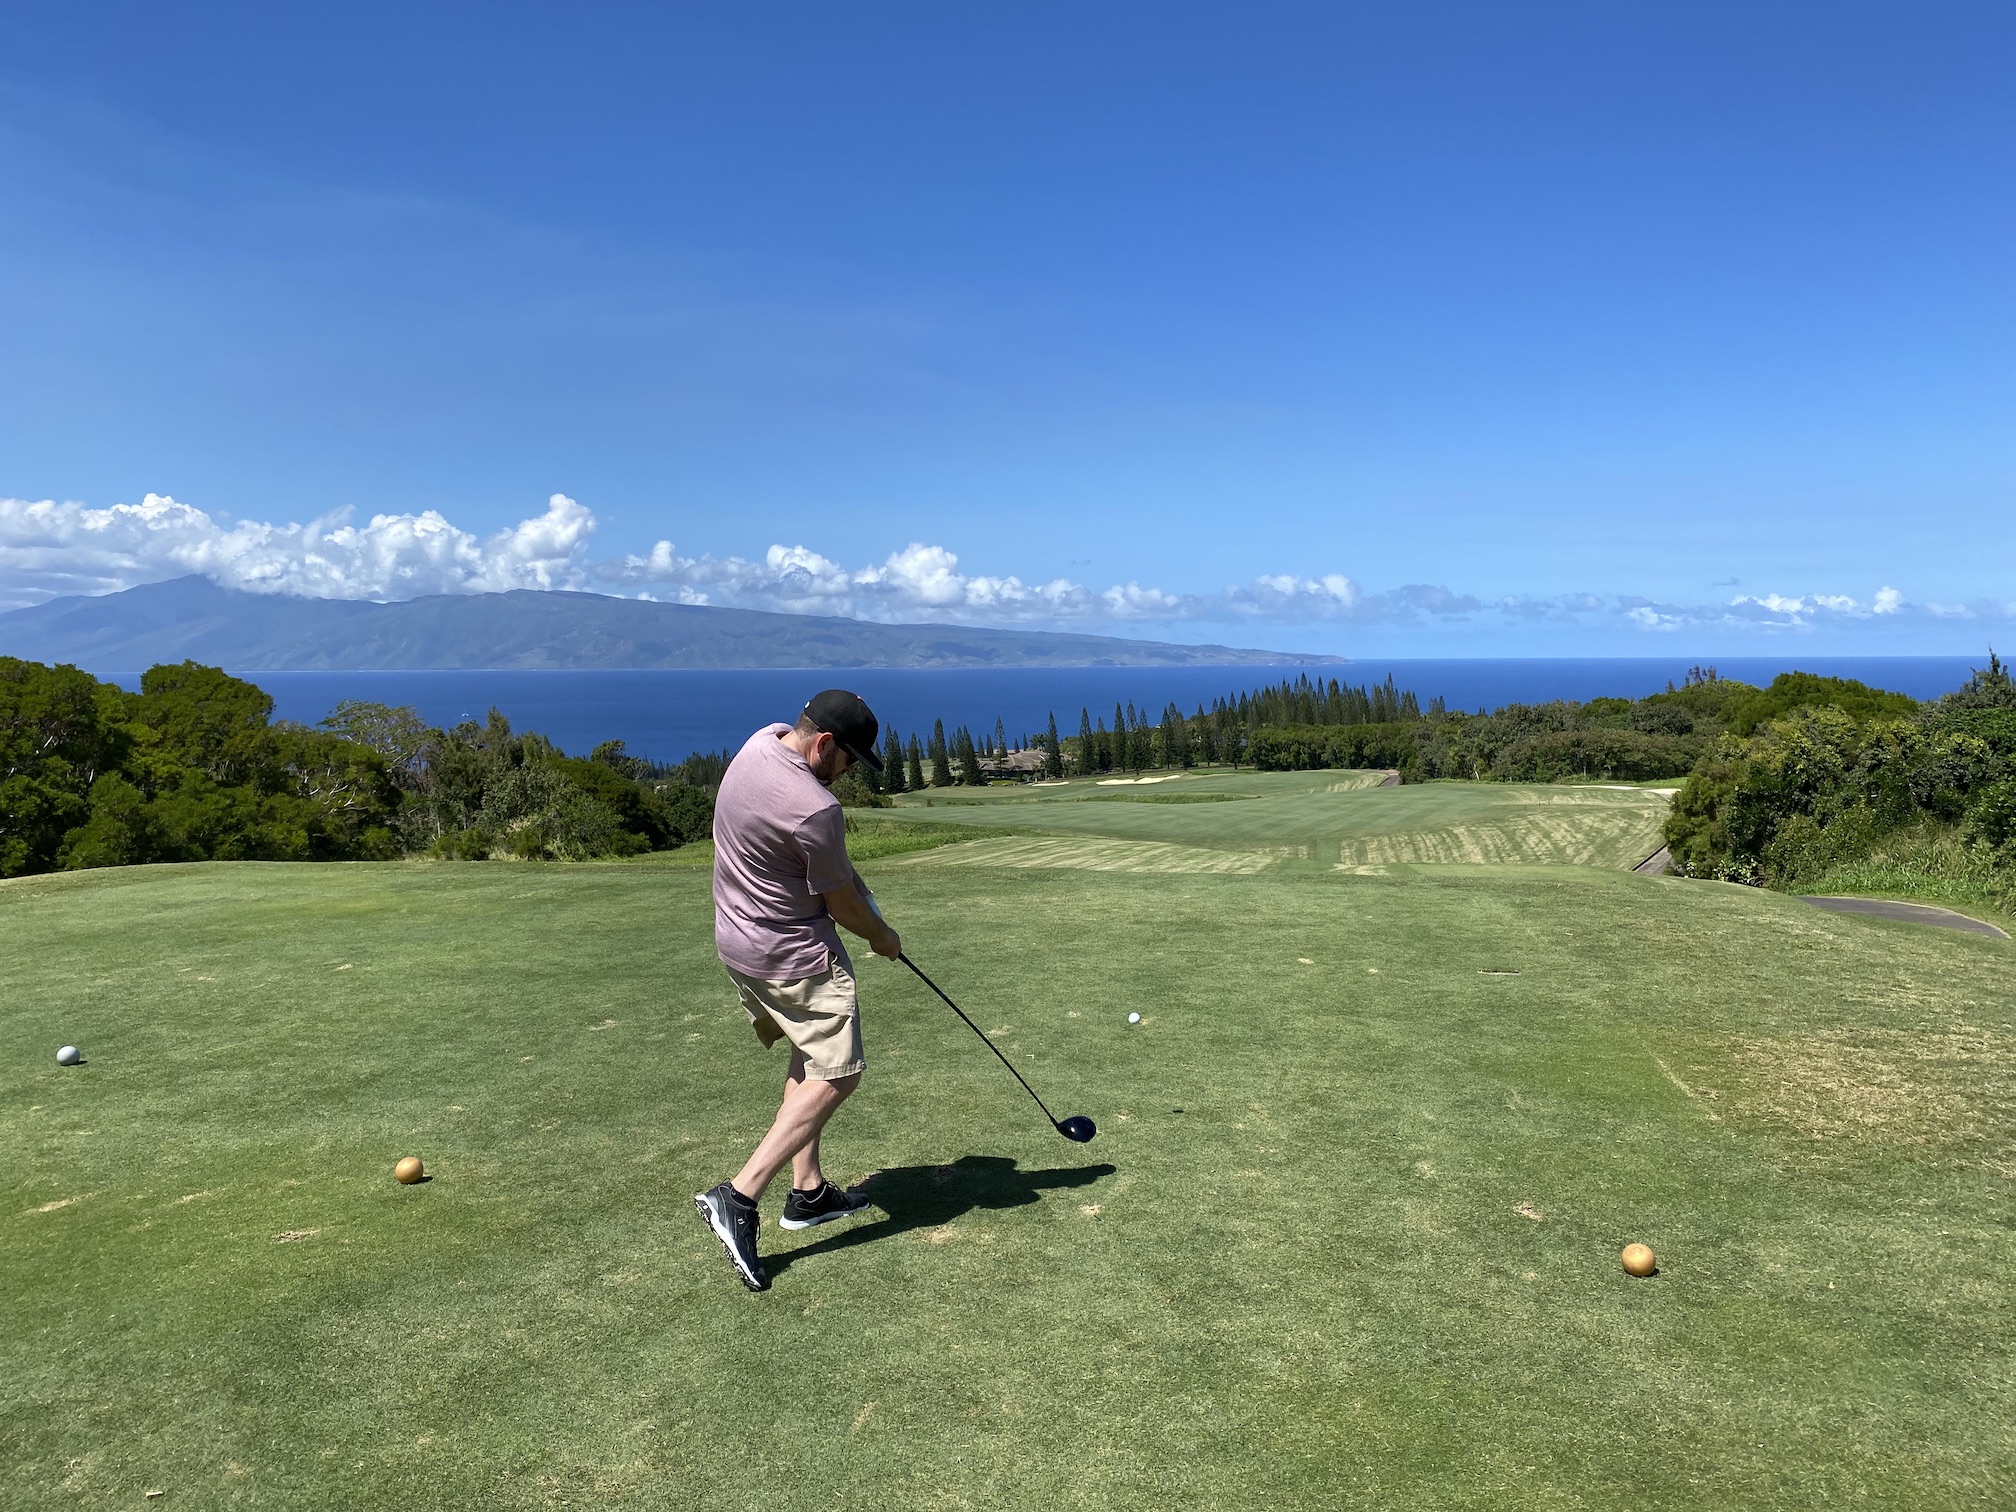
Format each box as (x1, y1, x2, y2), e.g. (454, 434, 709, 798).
(723, 958, 864, 1081)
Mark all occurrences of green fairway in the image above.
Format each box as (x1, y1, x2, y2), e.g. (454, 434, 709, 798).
(5, 838, 2013, 1510)
(885, 771, 1672, 870)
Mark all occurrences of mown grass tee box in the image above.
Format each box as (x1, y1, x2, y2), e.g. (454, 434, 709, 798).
(4, 788, 2012, 1509)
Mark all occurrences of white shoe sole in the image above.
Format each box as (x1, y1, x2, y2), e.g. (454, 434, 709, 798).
(778, 1200, 871, 1231)
(694, 1192, 769, 1290)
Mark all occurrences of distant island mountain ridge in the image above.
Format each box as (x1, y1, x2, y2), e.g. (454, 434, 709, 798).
(0, 577, 1342, 671)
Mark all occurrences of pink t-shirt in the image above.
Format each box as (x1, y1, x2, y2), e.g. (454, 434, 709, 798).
(712, 724, 856, 979)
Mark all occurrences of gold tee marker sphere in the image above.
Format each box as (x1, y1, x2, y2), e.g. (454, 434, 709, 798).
(394, 1156, 425, 1185)
(1621, 1242, 1656, 1277)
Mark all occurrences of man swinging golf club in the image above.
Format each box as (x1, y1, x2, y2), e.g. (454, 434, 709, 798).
(694, 690, 900, 1291)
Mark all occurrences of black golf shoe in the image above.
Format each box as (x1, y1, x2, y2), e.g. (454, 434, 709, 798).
(779, 1180, 872, 1231)
(694, 1182, 769, 1291)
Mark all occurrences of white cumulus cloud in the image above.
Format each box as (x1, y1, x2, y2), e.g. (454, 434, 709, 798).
(8, 491, 2000, 640)
(0, 491, 596, 604)
(593, 536, 1110, 621)
(5, 490, 1442, 626)
(1728, 587, 1907, 625)
(1584, 584, 2014, 636)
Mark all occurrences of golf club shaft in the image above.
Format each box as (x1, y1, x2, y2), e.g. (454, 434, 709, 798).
(898, 953, 1059, 1126)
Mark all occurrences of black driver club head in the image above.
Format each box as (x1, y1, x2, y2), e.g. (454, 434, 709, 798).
(898, 953, 1096, 1148)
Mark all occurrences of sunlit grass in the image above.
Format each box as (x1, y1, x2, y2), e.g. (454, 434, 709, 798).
(4, 838, 2010, 1508)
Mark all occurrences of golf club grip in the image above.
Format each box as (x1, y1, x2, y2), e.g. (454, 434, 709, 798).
(898, 953, 1058, 1125)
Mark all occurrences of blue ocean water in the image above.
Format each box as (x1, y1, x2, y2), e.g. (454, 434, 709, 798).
(196, 657, 1987, 764)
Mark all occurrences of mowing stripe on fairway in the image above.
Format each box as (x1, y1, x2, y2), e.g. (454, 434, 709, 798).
(878, 775, 1672, 870)
(1335, 803, 1667, 869)
(890, 835, 1281, 874)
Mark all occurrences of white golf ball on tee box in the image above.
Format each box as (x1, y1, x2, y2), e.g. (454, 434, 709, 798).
(56, 1045, 81, 1066)
(1127, 1013, 1141, 1024)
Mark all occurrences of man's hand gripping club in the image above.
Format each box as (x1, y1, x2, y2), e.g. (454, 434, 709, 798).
(820, 877, 901, 961)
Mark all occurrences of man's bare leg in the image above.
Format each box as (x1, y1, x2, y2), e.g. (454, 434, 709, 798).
(731, 1053, 858, 1201)
(791, 1128, 827, 1194)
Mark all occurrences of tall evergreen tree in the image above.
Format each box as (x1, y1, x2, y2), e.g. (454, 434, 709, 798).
(907, 734, 925, 792)
(881, 727, 906, 793)
(1194, 703, 1218, 765)
(994, 716, 1008, 757)
(955, 726, 986, 785)
(1045, 712, 1065, 778)
(1112, 702, 1128, 773)
(929, 719, 952, 788)
(1225, 697, 1248, 766)
(1075, 708, 1097, 776)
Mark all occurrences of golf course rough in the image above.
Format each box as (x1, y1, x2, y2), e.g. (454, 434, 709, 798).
(4, 779, 2013, 1509)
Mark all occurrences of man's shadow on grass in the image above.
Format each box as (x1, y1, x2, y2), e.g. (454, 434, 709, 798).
(766, 1155, 1115, 1276)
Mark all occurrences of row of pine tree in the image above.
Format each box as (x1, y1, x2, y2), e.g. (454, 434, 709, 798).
(862, 673, 1440, 791)
(874, 716, 1010, 793)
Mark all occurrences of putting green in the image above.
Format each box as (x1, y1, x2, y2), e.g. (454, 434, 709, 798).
(883, 772, 1671, 871)
(4, 846, 2012, 1509)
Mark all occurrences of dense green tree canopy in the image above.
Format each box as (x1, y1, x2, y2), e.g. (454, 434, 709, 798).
(0, 660, 715, 877)
(1663, 654, 2015, 906)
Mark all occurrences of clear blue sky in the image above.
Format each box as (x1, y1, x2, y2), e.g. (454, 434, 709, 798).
(1, 2, 2010, 653)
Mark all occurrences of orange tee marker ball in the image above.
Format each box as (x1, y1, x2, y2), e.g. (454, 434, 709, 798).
(1621, 1242, 1656, 1277)
(395, 1156, 425, 1185)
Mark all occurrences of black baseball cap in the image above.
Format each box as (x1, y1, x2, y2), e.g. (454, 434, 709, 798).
(803, 689, 884, 772)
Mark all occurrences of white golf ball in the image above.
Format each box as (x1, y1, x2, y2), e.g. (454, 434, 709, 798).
(56, 1045, 81, 1066)
(1127, 1013, 1141, 1024)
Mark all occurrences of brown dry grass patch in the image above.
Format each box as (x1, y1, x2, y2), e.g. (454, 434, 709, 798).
(1728, 1026, 2016, 1159)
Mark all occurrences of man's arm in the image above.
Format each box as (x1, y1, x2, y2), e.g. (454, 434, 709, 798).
(822, 882, 901, 960)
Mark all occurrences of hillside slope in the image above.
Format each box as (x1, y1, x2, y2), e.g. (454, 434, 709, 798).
(0, 577, 1337, 671)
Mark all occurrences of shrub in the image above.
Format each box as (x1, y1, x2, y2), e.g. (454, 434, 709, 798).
(1662, 657, 2016, 907)
(1966, 779, 2016, 851)
(830, 768, 890, 808)
(1490, 729, 1703, 782)
(1723, 673, 1918, 738)
(432, 828, 492, 861)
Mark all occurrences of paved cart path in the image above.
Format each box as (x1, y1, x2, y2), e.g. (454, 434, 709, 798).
(1798, 895, 2009, 939)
